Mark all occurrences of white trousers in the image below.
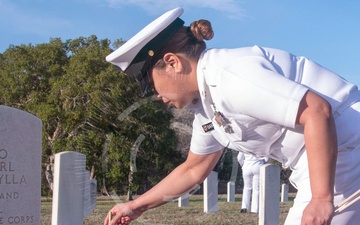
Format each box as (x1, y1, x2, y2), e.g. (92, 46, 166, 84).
(285, 93, 360, 225)
(241, 161, 264, 213)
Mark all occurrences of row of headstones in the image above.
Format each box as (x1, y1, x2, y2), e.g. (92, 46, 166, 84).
(0, 106, 287, 225)
(179, 165, 289, 225)
(50, 152, 287, 225)
(52, 153, 288, 225)
(52, 152, 288, 225)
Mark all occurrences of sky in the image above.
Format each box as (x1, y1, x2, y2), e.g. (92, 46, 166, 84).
(1, 0, 360, 86)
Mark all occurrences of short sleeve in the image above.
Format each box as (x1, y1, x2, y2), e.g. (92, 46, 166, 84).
(219, 56, 309, 128)
(189, 108, 224, 155)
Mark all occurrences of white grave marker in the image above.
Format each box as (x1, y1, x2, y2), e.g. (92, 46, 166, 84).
(89, 179, 97, 211)
(259, 164, 280, 225)
(52, 151, 95, 225)
(83, 170, 91, 217)
(178, 192, 189, 207)
(227, 181, 235, 202)
(0, 106, 42, 225)
(281, 183, 289, 202)
(203, 171, 218, 213)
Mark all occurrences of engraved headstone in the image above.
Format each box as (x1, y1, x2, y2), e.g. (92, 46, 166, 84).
(0, 106, 42, 225)
(259, 164, 280, 225)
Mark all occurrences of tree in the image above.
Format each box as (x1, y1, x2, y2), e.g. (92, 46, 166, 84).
(0, 35, 184, 195)
(0, 39, 68, 191)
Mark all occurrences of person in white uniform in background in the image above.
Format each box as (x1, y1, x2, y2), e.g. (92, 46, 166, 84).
(104, 7, 360, 225)
(238, 152, 268, 213)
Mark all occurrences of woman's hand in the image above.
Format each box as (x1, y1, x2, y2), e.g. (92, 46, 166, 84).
(301, 198, 334, 225)
(103, 202, 142, 225)
(103, 150, 223, 225)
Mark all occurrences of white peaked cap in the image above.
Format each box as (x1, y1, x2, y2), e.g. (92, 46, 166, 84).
(106, 7, 185, 96)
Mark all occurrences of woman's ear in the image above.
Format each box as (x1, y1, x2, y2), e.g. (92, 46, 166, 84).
(163, 53, 183, 73)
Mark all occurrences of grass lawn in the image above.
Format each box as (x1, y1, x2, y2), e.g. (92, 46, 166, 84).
(41, 194, 295, 225)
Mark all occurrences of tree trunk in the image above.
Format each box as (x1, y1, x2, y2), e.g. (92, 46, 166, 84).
(126, 171, 133, 201)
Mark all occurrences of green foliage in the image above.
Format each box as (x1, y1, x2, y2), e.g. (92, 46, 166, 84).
(0, 36, 183, 195)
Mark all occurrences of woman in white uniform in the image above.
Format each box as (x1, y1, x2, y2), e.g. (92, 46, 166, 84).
(238, 152, 268, 213)
(104, 7, 360, 225)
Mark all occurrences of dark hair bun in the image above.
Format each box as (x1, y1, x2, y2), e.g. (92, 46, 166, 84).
(189, 19, 214, 41)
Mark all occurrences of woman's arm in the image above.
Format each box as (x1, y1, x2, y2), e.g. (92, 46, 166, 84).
(104, 149, 224, 225)
(296, 90, 337, 225)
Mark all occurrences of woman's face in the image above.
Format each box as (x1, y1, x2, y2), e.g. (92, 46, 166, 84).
(151, 67, 197, 109)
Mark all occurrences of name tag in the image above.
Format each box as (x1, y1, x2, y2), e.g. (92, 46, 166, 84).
(202, 122, 214, 133)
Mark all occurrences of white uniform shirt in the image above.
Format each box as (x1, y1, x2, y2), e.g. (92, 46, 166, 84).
(189, 45, 358, 168)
